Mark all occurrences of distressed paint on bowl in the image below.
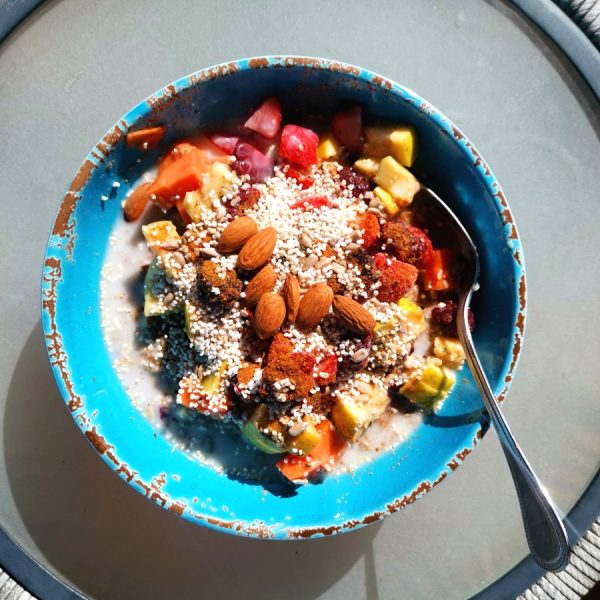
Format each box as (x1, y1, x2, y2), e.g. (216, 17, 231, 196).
(41, 56, 526, 539)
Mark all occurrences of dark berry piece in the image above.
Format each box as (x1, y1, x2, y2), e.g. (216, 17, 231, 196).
(339, 167, 371, 197)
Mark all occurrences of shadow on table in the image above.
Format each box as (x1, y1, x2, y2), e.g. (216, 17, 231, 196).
(3, 322, 382, 600)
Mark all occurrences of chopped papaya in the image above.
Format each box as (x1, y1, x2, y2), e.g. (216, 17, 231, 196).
(123, 181, 152, 222)
(149, 148, 208, 208)
(422, 249, 459, 291)
(126, 126, 165, 150)
(276, 419, 347, 483)
(175, 198, 192, 226)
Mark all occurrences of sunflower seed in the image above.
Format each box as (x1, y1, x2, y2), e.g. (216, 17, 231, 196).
(367, 207, 384, 216)
(164, 292, 175, 305)
(161, 240, 180, 250)
(300, 234, 313, 248)
(351, 348, 370, 363)
(195, 365, 204, 378)
(172, 251, 186, 266)
(369, 198, 382, 208)
(201, 246, 219, 258)
(303, 253, 319, 268)
(330, 262, 346, 275)
(347, 242, 361, 251)
(355, 381, 372, 394)
(315, 257, 333, 269)
(288, 422, 308, 437)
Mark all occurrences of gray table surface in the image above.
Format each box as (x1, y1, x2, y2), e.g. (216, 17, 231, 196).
(1, 0, 600, 598)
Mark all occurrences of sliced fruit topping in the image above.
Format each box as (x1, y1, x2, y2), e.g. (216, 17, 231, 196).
(314, 355, 338, 386)
(399, 359, 455, 410)
(358, 213, 381, 250)
(316, 133, 341, 160)
(233, 142, 274, 183)
(363, 125, 416, 167)
(332, 383, 389, 441)
(374, 156, 419, 208)
(373, 252, 419, 303)
(422, 249, 459, 291)
(280, 124, 319, 167)
(244, 96, 282, 139)
(290, 195, 331, 210)
(208, 133, 239, 154)
(283, 164, 313, 189)
(126, 125, 165, 150)
(338, 167, 370, 197)
(176, 369, 230, 417)
(276, 419, 347, 483)
(332, 105, 362, 153)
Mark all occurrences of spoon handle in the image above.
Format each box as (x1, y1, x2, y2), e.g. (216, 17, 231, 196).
(457, 296, 570, 572)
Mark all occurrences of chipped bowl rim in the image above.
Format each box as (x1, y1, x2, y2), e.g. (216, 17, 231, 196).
(41, 55, 526, 539)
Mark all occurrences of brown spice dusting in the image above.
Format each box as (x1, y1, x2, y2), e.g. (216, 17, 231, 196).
(306, 392, 334, 414)
(237, 364, 260, 385)
(347, 249, 377, 289)
(382, 221, 423, 266)
(197, 261, 242, 306)
(262, 356, 313, 400)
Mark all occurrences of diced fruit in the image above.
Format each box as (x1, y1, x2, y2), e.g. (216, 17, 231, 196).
(364, 125, 416, 167)
(399, 359, 456, 410)
(284, 165, 313, 189)
(186, 134, 233, 162)
(397, 298, 426, 335)
(175, 198, 192, 225)
(243, 405, 323, 455)
(382, 221, 428, 268)
(126, 126, 165, 150)
(176, 366, 229, 417)
(314, 355, 338, 386)
(353, 158, 380, 178)
(291, 195, 331, 210)
(276, 419, 347, 482)
(407, 226, 434, 268)
(317, 132, 341, 160)
(149, 147, 208, 207)
(143, 258, 178, 317)
(331, 105, 362, 153)
(339, 167, 370, 197)
(124, 182, 152, 222)
(208, 134, 239, 154)
(280, 125, 319, 167)
(331, 384, 389, 441)
(359, 213, 381, 250)
(244, 96, 282, 139)
(431, 300, 475, 334)
(374, 186, 399, 217)
(241, 404, 287, 454)
(422, 249, 459, 291)
(373, 253, 419, 302)
(433, 336, 466, 369)
(233, 142, 274, 182)
(374, 156, 420, 208)
(142, 221, 181, 255)
(182, 162, 236, 222)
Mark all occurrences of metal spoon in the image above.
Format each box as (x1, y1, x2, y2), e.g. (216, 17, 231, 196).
(419, 186, 570, 572)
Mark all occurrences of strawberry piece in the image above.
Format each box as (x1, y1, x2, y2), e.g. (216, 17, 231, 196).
(373, 252, 419, 302)
(294, 352, 317, 375)
(284, 165, 313, 189)
(208, 134, 239, 154)
(244, 96, 282, 139)
(291, 195, 331, 210)
(314, 355, 338, 386)
(359, 213, 381, 250)
(233, 142, 274, 182)
(280, 124, 319, 167)
(332, 105, 363, 153)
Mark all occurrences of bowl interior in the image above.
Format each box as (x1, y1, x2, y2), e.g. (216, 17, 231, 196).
(42, 58, 524, 538)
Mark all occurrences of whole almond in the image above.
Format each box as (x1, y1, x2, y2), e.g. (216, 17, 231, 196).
(332, 295, 376, 335)
(217, 216, 258, 253)
(245, 265, 277, 307)
(237, 227, 277, 270)
(296, 283, 334, 331)
(253, 292, 286, 339)
(124, 182, 152, 222)
(282, 273, 300, 323)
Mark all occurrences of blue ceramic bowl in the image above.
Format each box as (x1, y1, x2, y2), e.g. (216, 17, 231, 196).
(42, 57, 525, 539)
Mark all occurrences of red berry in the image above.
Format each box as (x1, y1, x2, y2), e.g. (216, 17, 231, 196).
(432, 301, 475, 334)
(280, 124, 319, 167)
(284, 164, 313, 189)
(244, 96, 282, 139)
(359, 213, 381, 250)
(208, 134, 239, 154)
(332, 105, 363, 153)
(339, 167, 370, 197)
(382, 221, 430, 268)
(314, 355, 338, 386)
(408, 226, 434, 268)
(291, 195, 331, 210)
(373, 252, 419, 302)
(233, 142, 274, 182)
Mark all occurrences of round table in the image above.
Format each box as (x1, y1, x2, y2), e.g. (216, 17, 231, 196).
(1, 1, 599, 598)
